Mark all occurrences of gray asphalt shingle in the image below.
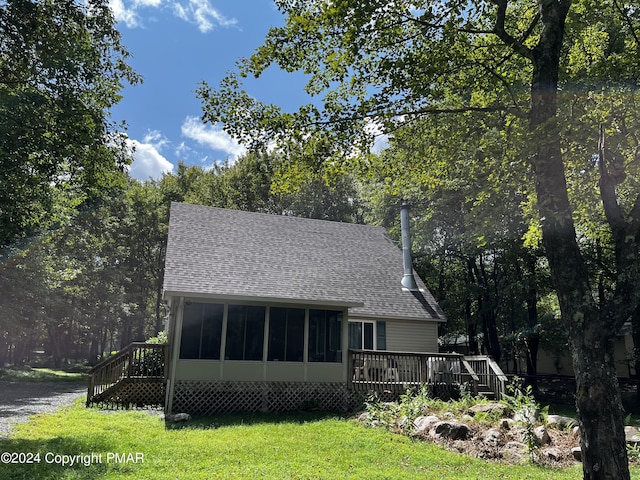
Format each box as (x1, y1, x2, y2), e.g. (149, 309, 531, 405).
(163, 203, 445, 322)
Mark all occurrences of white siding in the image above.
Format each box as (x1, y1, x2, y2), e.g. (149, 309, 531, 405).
(386, 320, 439, 353)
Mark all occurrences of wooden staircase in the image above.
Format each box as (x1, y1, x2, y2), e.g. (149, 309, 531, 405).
(463, 355, 509, 400)
(86, 343, 168, 408)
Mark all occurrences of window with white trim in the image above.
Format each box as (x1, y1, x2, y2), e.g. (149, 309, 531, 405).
(348, 320, 386, 350)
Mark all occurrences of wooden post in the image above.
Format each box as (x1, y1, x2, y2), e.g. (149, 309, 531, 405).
(86, 374, 94, 406)
(126, 346, 133, 378)
(419, 354, 427, 384)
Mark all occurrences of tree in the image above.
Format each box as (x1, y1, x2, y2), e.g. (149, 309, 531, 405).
(199, 1, 640, 477)
(164, 152, 364, 223)
(0, 0, 139, 249)
(360, 115, 550, 384)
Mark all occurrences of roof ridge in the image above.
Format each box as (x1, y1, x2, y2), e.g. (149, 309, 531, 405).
(170, 201, 384, 231)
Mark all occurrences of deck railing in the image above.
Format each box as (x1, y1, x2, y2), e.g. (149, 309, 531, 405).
(86, 343, 168, 405)
(348, 349, 483, 397)
(463, 355, 508, 399)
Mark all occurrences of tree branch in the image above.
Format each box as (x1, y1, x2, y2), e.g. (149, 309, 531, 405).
(613, 0, 640, 46)
(598, 125, 627, 237)
(306, 103, 525, 129)
(490, 0, 535, 60)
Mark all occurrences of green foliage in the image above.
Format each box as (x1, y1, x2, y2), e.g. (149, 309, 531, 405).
(397, 385, 433, 420)
(0, 0, 140, 248)
(501, 378, 548, 461)
(627, 443, 640, 464)
(364, 385, 500, 434)
(146, 331, 168, 345)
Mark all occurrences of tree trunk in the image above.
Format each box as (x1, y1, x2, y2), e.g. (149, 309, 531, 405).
(573, 312, 629, 478)
(633, 307, 640, 404)
(467, 257, 501, 361)
(528, 2, 629, 478)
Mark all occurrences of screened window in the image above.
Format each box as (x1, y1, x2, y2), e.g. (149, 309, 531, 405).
(225, 305, 266, 361)
(268, 307, 305, 362)
(308, 309, 342, 363)
(179, 302, 223, 359)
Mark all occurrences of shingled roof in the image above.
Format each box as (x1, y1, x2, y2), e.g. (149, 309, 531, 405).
(163, 203, 445, 322)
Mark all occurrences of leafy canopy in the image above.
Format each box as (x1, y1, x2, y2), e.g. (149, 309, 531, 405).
(0, 0, 140, 248)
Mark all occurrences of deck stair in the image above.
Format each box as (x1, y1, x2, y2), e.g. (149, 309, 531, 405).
(86, 342, 168, 408)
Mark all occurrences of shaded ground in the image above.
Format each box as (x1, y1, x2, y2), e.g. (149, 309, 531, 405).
(0, 380, 86, 438)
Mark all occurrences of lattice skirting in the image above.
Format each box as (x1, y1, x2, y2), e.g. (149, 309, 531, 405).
(171, 381, 359, 415)
(90, 378, 165, 408)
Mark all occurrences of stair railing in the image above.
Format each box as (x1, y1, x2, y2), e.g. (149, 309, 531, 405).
(463, 355, 508, 400)
(86, 343, 168, 405)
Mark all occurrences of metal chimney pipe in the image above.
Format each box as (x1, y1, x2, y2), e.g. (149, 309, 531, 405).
(400, 200, 419, 291)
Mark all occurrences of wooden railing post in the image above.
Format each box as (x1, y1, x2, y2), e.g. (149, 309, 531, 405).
(86, 374, 94, 406)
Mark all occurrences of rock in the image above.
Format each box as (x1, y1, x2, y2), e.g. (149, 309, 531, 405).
(166, 413, 191, 422)
(484, 428, 502, 445)
(533, 425, 551, 446)
(547, 414, 576, 428)
(501, 441, 528, 462)
(572, 446, 582, 462)
(542, 447, 563, 462)
(443, 411, 455, 419)
(413, 415, 440, 435)
(357, 412, 371, 423)
(625, 426, 640, 444)
(469, 402, 506, 415)
(430, 421, 471, 441)
(571, 426, 581, 439)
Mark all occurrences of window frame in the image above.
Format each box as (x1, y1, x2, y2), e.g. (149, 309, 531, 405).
(348, 320, 386, 351)
(308, 309, 343, 363)
(178, 301, 224, 360)
(267, 307, 305, 362)
(225, 305, 266, 361)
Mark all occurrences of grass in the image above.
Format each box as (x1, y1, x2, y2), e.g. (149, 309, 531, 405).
(0, 401, 591, 480)
(0, 367, 87, 383)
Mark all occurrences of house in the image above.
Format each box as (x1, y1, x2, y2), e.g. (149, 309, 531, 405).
(161, 202, 448, 414)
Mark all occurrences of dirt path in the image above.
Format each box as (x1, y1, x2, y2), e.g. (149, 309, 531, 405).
(0, 380, 86, 438)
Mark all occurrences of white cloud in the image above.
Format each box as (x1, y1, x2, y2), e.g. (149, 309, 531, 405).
(125, 131, 174, 180)
(135, 0, 163, 6)
(175, 141, 193, 159)
(109, 0, 140, 28)
(181, 116, 246, 160)
(173, 0, 237, 32)
(109, 0, 236, 32)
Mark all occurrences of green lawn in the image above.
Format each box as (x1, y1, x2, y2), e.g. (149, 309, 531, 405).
(0, 401, 593, 480)
(0, 367, 87, 383)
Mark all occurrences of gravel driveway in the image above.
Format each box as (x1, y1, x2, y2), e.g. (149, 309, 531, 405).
(0, 380, 86, 438)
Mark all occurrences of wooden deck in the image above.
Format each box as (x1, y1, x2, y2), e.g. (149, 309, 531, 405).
(348, 350, 507, 400)
(87, 344, 507, 410)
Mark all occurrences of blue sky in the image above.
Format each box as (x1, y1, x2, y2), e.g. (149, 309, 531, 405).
(108, 0, 311, 180)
